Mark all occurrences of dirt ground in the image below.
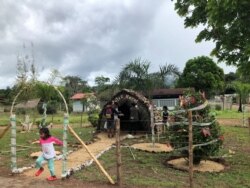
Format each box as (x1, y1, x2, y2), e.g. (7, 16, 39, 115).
(217, 118, 242, 126)
(0, 174, 120, 188)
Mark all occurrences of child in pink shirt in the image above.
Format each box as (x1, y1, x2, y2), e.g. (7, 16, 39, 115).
(34, 127, 63, 181)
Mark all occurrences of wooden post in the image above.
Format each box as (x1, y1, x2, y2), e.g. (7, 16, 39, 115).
(188, 110, 193, 188)
(68, 125, 115, 184)
(0, 124, 11, 139)
(116, 119, 122, 187)
(248, 118, 250, 135)
(80, 112, 83, 127)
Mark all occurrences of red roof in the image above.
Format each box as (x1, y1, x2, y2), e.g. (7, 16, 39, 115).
(70, 93, 94, 100)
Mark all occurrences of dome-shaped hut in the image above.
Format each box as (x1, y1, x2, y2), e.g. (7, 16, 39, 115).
(99, 89, 153, 132)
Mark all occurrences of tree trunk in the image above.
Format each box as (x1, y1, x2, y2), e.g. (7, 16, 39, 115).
(238, 94, 242, 112)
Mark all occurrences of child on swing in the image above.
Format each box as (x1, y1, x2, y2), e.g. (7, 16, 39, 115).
(33, 127, 63, 181)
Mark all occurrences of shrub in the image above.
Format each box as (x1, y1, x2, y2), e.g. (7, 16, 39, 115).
(88, 113, 99, 127)
(215, 104, 222, 111)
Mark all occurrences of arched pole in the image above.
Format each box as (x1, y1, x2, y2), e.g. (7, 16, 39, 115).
(52, 86, 69, 178)
(10, 89, 24, 173)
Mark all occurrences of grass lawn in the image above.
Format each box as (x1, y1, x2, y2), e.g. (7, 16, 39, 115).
(212, 109, 250, 119)
(73, 125, 250, 188)
(0, 112, 89, 126)
(0, 126, 95, 169)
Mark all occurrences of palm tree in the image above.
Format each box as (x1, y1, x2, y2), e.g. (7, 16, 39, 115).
(227, 81, 250, 112)
(115, 58, 180, 96)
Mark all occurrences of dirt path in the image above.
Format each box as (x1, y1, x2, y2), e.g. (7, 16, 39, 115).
(23, 132, 117, 180)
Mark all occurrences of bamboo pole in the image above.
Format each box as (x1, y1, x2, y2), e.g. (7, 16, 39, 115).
(10, 114, 17, 172)
(116, 119, 122, 187)
(62, 113, 68, 177)
(188, 110, 193, 188)
(67, 125, 115, 184)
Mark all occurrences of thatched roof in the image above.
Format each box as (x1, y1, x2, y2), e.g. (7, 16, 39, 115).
(15, 98, 40, 109)
(111, 89, 150, 107)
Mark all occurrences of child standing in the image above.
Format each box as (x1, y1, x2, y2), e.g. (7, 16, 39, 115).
(162, 106, 169, 132)
(34, 127, 63, 181)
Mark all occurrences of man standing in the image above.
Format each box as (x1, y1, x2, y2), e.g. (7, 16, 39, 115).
(129, 102, 139, 135)
(105, 102, 119, 138)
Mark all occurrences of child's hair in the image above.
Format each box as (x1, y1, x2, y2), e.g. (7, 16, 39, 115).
(39, 127, 51, 140)
(163, 106, 168, 110)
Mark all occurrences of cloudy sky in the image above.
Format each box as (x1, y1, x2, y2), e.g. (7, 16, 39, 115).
(0, 0, 236, 89)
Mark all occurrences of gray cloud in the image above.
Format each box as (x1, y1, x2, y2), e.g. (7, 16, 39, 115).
(0, 0, 235, 88)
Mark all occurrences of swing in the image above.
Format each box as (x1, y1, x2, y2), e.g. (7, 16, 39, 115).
(9, 87, 69, 178)
(9, 84, 115, 184)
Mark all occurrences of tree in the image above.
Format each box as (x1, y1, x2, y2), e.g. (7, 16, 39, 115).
(15, 43, 38, 101)
(227, 81, 250, 112)
(116, 58, 180, 96)
(117, 58, 152, 95)
(95, 76, 110, 86)
(236, 63, 250, 83)
(224, 72, 238, 94)
(177, 56, 224, 97)
(168, 90, 223, 164)
(94, 76, 110, 93)
(174, 0, 250, 67)
(63, 76, 89, 100)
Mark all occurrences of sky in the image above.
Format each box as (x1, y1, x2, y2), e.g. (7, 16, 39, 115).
(0, 0, 236, 89)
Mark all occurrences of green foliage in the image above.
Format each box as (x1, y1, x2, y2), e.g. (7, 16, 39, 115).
(226, 81, 250, 111)
(215, 104, 222, 111)
(116, 58, 180, 96)
(88, 113, 99, 127)
(63, 76, 90, 101)
(177, 56, 224, 97)
(37, 101, 57, 115)
(174, 0, 250, 67)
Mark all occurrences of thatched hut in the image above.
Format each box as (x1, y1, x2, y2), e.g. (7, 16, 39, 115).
(99, 89, 155, 132)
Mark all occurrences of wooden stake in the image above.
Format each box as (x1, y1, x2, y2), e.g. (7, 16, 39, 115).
(188, 110, 193, 188)
(0, 124, 11, 139)
(116, 119, 122, 187)
(248, 118, 250, 135)
(67, 125, 115, 185)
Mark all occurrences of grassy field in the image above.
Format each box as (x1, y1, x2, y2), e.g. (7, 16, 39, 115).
(0, 126, 95, 168)
(0, 112, 89, 126)
(73, 125, 250, 188)
(213, 109, 250, 119)
(1, 110, 250, 187)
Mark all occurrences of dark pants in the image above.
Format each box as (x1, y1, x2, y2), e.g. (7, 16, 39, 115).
(129, 120, 138, 134)
(107, 119, 115, 138)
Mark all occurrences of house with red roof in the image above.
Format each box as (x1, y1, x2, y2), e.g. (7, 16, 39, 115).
(70, 93, 95, 112)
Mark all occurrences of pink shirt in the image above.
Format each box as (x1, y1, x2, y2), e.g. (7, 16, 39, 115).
(39, 136, 63, 159)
